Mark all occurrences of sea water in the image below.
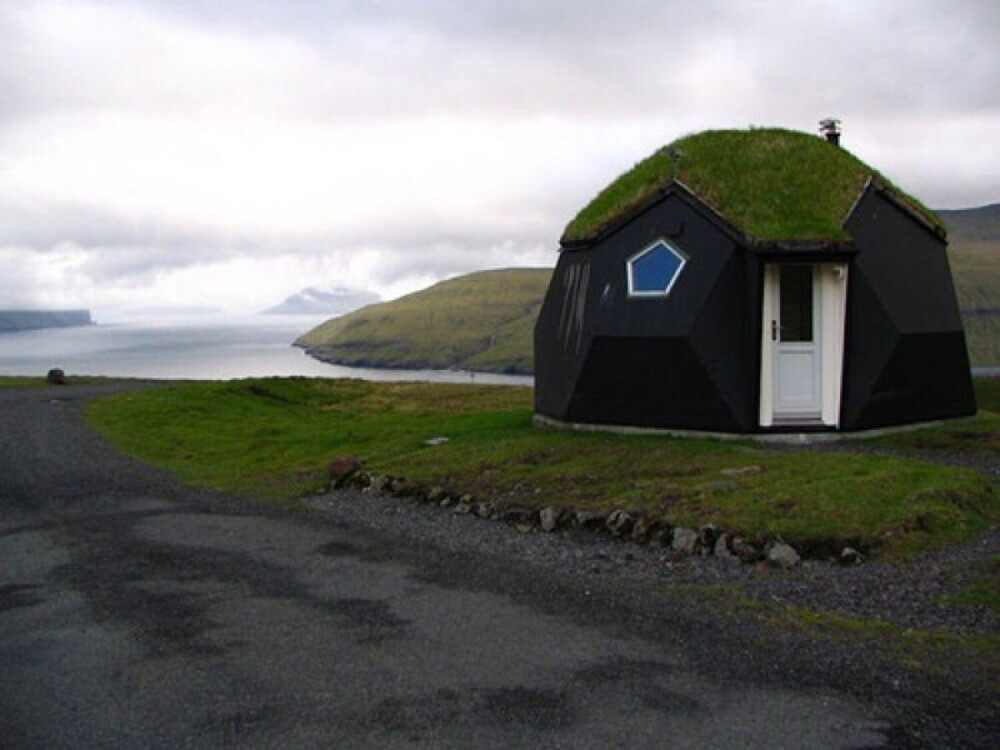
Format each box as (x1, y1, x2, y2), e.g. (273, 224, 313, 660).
(0, 315, 533, 385)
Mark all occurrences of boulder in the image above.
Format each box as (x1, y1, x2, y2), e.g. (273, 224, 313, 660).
(765, 539, 801, 569)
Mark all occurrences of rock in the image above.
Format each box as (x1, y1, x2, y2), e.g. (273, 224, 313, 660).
(574, 510, 607, 530)
(631, 516, 660, 544)
(539, 506, 562, 533)
(765, 539, 801, 569)
(423, 436, 449, 446)
(605, 509, 635, 537)
(452, 502, 472, 515)
(46, 368, 66, 385)
(500, 506, 536, 525)
(328, 455, 362, 489)
(698, 524, 720, 549)
(671, 527, 699, 556)
(720, 465, 763, 477)
(648, 525, 673, 547)
(369, 475, 391, 493)
(346, 470, 372, 489)
(731, 537, 760, 561)
(389, 477, 412, 495)
(425, 486, 447, 503)
(839, 546, 864, 565)
(474, 502, 495, 519)
(714, 532, 735, 559)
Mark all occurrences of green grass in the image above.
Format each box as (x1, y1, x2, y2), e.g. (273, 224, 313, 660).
(296, 268, 550, 375)
(561, 128, 943, 245)
(85, 378, 998, 558)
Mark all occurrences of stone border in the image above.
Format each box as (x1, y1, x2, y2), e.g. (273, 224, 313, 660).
(327, 456, 866, 569)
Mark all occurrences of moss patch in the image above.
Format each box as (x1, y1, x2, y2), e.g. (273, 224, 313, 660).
(561, 128, 943, 245)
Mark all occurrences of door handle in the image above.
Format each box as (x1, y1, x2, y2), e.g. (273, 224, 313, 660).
(771, 320, 778, 341)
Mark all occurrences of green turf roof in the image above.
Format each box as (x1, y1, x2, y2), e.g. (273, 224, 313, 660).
(560, 128, 944, 246)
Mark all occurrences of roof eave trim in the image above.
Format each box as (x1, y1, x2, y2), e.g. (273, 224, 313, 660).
(847, 176, 947, 241)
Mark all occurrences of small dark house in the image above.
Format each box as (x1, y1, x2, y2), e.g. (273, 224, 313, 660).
(534, 127, 976, 434)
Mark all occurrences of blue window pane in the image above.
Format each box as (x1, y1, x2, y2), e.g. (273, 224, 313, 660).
(628, 240, 686, 296)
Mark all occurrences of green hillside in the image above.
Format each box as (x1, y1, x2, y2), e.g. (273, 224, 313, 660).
(944, 204, 1000, 366)
(295, 268, 551, 375)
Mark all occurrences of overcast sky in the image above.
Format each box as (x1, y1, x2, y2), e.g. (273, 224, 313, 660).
(2, 0, 998, 316)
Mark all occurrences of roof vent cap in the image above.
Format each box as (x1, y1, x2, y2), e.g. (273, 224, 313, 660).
(819, 118, 842, 146)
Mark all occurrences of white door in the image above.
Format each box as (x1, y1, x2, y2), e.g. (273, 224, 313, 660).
(759, 264, 847, 428)
(774, 264, 821, 419)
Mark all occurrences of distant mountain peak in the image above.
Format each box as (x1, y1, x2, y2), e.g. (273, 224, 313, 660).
(263, 286, 380, 316)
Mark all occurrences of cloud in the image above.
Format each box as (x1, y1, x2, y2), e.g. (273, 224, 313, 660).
(1, 0, 998, 314)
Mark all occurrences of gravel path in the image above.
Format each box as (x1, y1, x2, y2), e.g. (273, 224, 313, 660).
(304, 487, 1000, 637)
(6, 381, 996, 747)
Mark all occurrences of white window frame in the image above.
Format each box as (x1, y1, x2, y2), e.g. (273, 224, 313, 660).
(626, 238, 688, 298)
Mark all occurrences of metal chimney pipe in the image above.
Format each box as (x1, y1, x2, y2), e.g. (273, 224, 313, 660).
(819, 118, 842, 146)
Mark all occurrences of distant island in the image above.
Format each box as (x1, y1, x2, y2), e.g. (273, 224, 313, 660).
(0, 310, 93, 333)
(264, 286, 380, 316)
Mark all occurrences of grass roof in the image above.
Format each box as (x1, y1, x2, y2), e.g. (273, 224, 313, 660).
(561, 128, 944, 245)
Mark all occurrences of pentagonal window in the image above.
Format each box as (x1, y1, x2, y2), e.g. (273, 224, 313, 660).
(627, 239, 687, 297)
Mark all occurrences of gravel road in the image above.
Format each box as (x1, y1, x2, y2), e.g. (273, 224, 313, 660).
(1, 382, 997, 748)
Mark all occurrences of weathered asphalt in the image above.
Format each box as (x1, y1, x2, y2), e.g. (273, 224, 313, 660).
(0, 383, 983, 748)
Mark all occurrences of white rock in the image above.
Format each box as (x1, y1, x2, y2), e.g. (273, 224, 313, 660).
(671, 527, 698, 555)
(539, 506, 562, 533)
(765, 539, 801, 568)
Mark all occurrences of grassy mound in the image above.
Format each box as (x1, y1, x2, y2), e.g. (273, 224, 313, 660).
(295, 268, 550, 374)
(561, 128, 943, 245)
